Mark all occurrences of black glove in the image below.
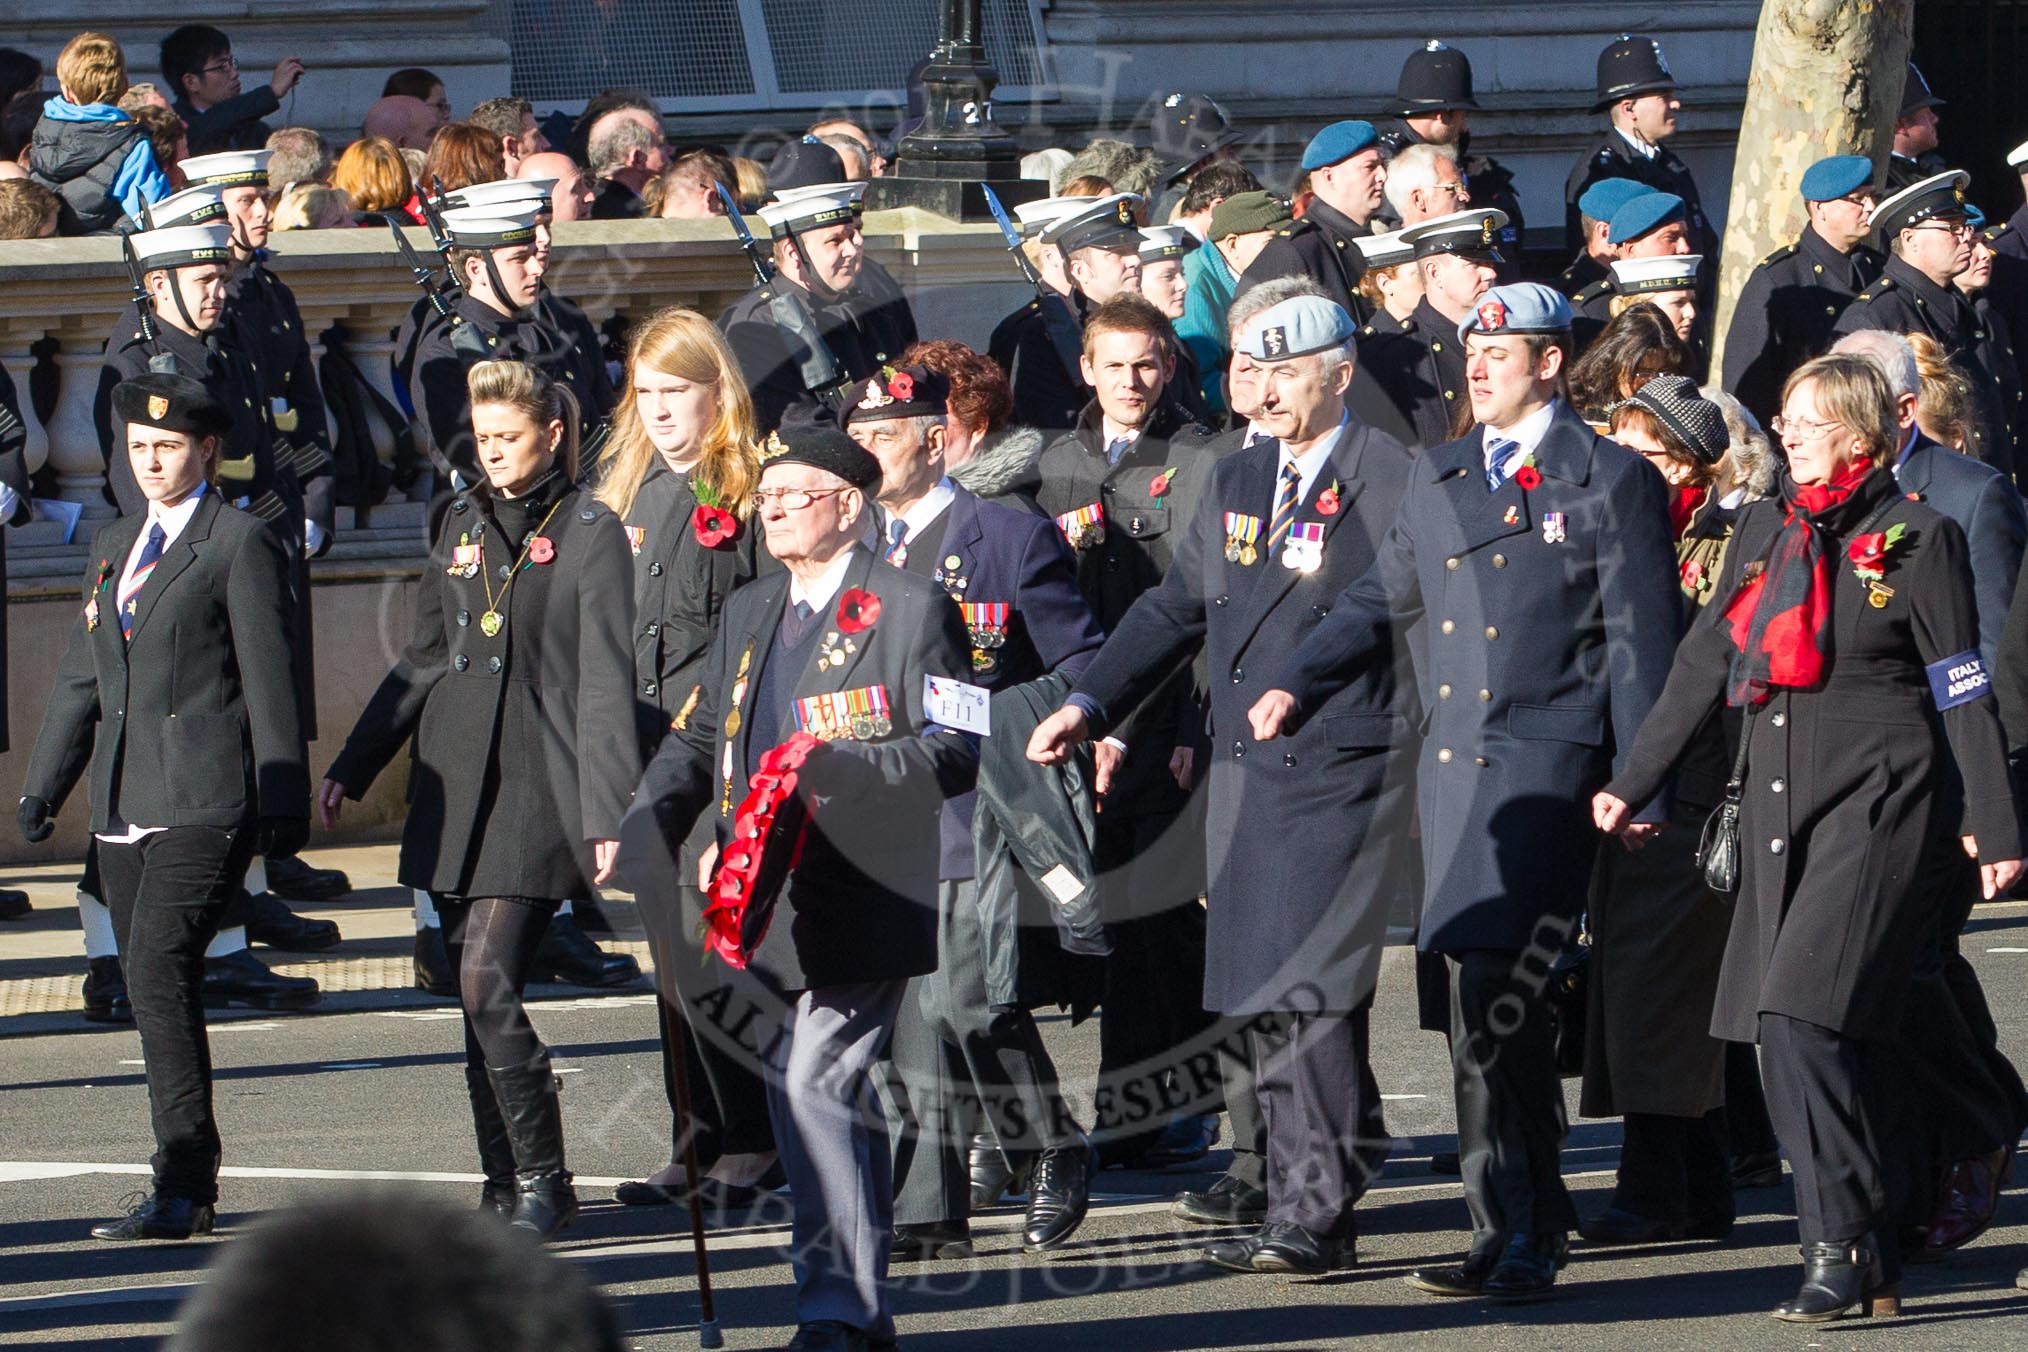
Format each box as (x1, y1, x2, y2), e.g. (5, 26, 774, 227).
(258, 815, 310, 859)
(17, 796, 52, 844)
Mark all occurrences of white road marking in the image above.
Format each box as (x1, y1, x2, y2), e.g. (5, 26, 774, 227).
(208, 1022, 282, 1033)
(1380, 1094, 1426, 1101)
(118, 1059, 144, 1066)
(1986, 946, 2028, 953)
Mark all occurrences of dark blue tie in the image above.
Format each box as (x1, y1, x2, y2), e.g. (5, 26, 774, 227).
(119, 524, 166, 641)
(1485, 438, 1519, 492)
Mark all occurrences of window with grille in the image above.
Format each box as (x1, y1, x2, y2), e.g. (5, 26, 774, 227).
(489, 0, 1049, 110)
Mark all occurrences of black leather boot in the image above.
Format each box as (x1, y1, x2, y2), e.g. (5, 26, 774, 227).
(488, 1052, 578, 1239)
(91, 1193, 215, 1241)
(466, 1058, 517, 1218)
(202, 949, 321, 1010)
(414, 926, 458, 997)
(264, 854, 352, 901)
(968, 1132, 1032, 1210)
(1772, 1239, 1897, 1323)
(244, 890, 341, 951)
(528, 912, 641, 989)
(0, 887, 30, 920)
(82, 955, 132, 1024)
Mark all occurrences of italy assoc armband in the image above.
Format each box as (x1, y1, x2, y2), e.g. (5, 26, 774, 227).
(1926, 651, 1991, 710)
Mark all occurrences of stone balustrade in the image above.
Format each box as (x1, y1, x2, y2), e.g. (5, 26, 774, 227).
(0, 209, 1030, 582)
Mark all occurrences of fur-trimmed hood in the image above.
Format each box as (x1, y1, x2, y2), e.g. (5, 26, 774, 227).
(951, 423, 1046, 499)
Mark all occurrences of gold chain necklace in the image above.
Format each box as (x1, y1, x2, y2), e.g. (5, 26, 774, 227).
(478, 498, 566, 637)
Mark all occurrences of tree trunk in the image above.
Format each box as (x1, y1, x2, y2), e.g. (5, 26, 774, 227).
(1709, 0, 1914, 373)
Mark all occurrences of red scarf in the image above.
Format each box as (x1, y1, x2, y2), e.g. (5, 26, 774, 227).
(1668, 484, 1709, 539)
(1722, 458, 1874, 705)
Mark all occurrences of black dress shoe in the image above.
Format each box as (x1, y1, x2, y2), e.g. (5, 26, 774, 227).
(1204, 1221, 1352, 1275)
(91, 1193, 216, 1241)
(1023, 1142, 1093, 1252)
(1731, 1152, 1783, 1189)
(1579, 1207, 1680, 1245)
(1405, 1249, 1498, 1297)
(1772, 1240, 1897, 1323)
(614, 1178, 685, 1206)
(0, 887, 30, 920)
(692, 1160, 787, 1211)
(1141, 1112, 1220, 1167)
(264, 854, 352, 901)
(968, 1132, 1031, 1210)
(528, 913, 641, 988)
(892, 1219, 974, 1260)
(1172, 1174, 1268, 1226)
(1484, 1233, 1564, 1302)
(480, 1182, 517, 1219)
(202, 949, 321, 1010)
(1429, 1149, 1461, 1175)
(82, 955, 132, 1024)
(245, 892, 341, 952)
(414, 926, 458, 996)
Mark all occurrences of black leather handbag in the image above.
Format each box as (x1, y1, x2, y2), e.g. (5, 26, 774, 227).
(1695, 711, 1755, 897)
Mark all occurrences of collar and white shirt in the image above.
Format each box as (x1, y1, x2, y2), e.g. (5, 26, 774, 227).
(1615, 125, 1660, 161)
(1273, 413, 1349, 509)
(1101, 415, 1144, 466)
(97, 483, 210, 844)
(1483, 399, 1561, 483)
(787, 544, 859, 616)
(879, 478, 956, 558)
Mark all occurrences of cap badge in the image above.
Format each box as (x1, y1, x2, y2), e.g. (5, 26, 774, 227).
(147, 394, 170, 420)
(1425, 39, 1445, 52)
(1480, 217, 1496, 244)
(1115, 200, 1133, 225)
(761, 430, 787, 460)
(858, 379, 895, 411)
(1476, 299, 1507, 332)
(1261, 326, 1287, 357)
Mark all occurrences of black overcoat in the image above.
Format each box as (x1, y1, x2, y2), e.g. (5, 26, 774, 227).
(1607, 471, 2022, 1042)
(1236, 196, 1372, 325)
(1027, 399, 1219, 820)
(24, 492, 307, 830)
(1358, 298, 1467, 451)
(718, 261, 917, 434)
(1719, 227, 1883, 425)
(1072, 419, 1417, 1013)
(327, 474, 640, 900)
(618, 547, 979, 992)
(1273, 403, 1682, 953)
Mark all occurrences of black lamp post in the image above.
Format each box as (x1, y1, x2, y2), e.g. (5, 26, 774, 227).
(867, 0, 1042, 219)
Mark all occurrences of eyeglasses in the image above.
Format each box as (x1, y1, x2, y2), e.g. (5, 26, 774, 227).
(1909, 221, 1975, 238)
(1432, 181, 1466, 197)
(200, 56, 239, 76)
(752, 486, 849, 511)
(1769, 414, 1843, 439)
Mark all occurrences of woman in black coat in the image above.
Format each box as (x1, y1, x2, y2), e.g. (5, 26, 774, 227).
(20, 372, 308, 1241)
(589, 306, 780, 1210)
(1595, 354, 2022, 1323)
(319, 360, 640, 1238)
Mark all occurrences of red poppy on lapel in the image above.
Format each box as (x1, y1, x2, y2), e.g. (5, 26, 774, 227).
(836, 588, 881, 634)
(1148, 466, 1176, 498)
(1316, 479, 1341, 516)
(693, 504, 739, 548)
(1513, 464, 1542, 491)
(527, 536, 556, 565)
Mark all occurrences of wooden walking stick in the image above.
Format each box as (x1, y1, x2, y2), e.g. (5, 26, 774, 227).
(667, 1001, 721, 1348)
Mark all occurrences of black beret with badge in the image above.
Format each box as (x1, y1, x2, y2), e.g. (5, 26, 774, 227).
(844, 364, 950, 424)
(112, 372, 234, 438)
(760, 422, 883, 490)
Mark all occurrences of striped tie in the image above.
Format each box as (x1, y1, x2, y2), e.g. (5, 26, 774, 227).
(1265, 461, 1302, 555)
(119, 523, 166, 641)
(883, 517, 908, 567)
(1485, 438, 1519, 492)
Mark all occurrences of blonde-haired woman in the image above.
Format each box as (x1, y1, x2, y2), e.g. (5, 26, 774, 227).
(319, 360, 639, 1238)
(596, 308, 782, 1211)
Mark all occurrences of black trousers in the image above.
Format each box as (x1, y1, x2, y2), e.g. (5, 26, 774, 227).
(1758, 1013, 1891, 1252)
(1253, 1007, 1385, 1240)
(641, 883, 776, 1166)
(886, 879, 1080, 1226)
(99, 824, 256, 1204)
(1611, 1110, 1734, 1227)
(1448, 949, 1577, 1255)
(1724, 1041, 1779, 1160)
(1217, 1018, 1267, 1190)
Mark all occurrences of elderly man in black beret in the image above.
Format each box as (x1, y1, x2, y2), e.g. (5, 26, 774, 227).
(620, 425, 978, 1351)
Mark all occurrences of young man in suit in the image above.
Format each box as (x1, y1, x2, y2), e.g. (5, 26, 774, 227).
(1031, 293, 1418, 1274)
(20, 372, 309, 1241)
(1249, 283, 1681, 1300)
(618, 426, 977, 1351)
(846, 362, 1106, 1258)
